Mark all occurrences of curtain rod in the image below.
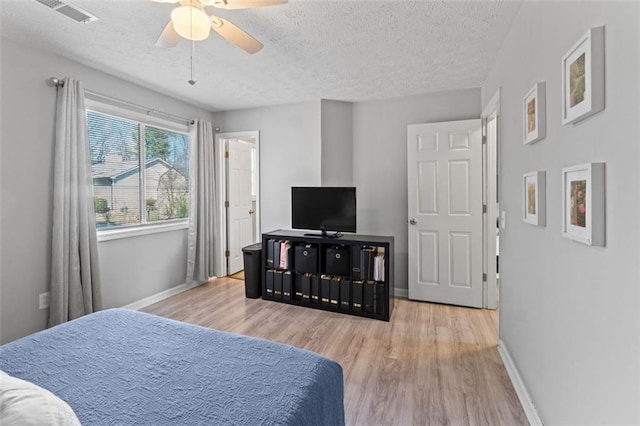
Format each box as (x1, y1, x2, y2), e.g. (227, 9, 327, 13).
(47, 77, 195, 126)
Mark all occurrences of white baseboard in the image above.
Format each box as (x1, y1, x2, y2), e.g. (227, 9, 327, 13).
(394, 288, 408, 299)
(498, 340, 543, 426)
(121, 280, 205, 311)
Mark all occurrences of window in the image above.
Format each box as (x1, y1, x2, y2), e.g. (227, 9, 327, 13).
(86, 104, 190, 230)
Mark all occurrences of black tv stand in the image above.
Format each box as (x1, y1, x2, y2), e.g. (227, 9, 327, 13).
(262, 230, 395, 321)
(303, 231, 343, 239)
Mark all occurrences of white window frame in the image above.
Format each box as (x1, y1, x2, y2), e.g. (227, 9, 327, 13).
(85, 98, 192, 242)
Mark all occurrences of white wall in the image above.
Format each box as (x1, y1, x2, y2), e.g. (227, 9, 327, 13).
(0, 38, 214, 343)
(215, 91, 479, 294)
(320, 99, 353, 186)
(98, 230, 188, 308)
(352, 89, 480, 292)
(481, 2, 639, 424)
(212, 102, 322, 233)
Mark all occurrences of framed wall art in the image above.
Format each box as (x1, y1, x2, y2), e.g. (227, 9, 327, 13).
(561, 26, 605, 125)
(523, 171, 546, 226)
(561, 162, 605, 246)
(523, 83, 546, 144)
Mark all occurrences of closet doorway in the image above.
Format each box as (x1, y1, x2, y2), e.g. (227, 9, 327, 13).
(216, 131, 260, 276)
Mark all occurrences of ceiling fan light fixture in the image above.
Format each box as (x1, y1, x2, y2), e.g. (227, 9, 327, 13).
(171, 6, 211, 41)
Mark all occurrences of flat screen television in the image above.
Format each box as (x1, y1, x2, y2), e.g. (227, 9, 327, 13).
(291, 187, 356, 237)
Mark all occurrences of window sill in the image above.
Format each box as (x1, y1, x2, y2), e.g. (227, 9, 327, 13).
(97, 221, 189, 242)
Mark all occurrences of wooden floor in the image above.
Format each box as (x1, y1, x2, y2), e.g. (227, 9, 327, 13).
(143, 277, 527, 426)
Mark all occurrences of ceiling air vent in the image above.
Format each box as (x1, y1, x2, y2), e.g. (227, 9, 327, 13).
(34, 0, 98, 24)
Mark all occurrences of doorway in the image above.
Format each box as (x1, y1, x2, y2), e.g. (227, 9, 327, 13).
(406, 90, 500, 309)
(215, 131, 260, 277)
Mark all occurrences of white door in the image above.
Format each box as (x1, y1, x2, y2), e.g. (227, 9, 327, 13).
(227, 139, 254, 274)
(407, 119, 483, 308)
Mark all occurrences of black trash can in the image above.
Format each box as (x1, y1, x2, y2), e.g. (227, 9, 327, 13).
(242, 242, 262, 299)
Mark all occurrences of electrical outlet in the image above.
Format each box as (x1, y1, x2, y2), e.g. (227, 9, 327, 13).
(39, 292, 50, 310)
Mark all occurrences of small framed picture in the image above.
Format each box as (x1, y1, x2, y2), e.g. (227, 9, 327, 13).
(523, 171, 546, 226)
(523, 83, 546, 144)
(562, 162, 605, 246)
(561, 26, 605, 125)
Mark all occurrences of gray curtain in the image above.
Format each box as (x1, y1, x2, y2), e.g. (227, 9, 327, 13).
(49, 78, 103, 327)
(186, 119, 219, 283)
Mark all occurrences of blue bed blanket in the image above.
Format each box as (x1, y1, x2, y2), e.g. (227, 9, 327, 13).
(0, 309, 345, 425)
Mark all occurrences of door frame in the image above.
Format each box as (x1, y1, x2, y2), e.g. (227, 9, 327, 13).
(481, 89, 501, 309)
(215, 130, 261, 276)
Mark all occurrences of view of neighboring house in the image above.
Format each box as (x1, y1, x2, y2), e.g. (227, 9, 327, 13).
(92, 155, 188, 227)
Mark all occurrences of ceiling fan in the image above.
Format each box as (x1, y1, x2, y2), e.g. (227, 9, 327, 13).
(153, 0, 287, 54)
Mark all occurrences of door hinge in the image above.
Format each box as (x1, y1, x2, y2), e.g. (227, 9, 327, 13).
(225, 250, 230, 257)
(483, 273, 487, 282)
(224, 200, 229, 208)
(483, 204, 487, 214)
(224, 151, 229, 158)
(482, 135, 487, 145)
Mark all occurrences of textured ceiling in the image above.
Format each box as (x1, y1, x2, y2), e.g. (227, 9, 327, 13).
(0, 0, 521, 112)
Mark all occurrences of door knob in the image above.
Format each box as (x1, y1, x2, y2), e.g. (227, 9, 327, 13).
(409, 218, 417, 225)
(249, 209, 255, 215)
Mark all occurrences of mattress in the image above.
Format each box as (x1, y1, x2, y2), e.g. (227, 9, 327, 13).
(0, 308, 345, 425)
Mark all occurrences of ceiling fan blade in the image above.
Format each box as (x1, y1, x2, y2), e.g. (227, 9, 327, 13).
(210, 17, 263, 54)
(205, 0, 287, 10)
(156, 21, 181, 48)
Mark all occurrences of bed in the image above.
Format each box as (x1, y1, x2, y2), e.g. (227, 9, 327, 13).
(0, 308, 345, 425)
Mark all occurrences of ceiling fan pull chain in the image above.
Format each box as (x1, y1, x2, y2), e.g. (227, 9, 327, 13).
(189, 40, 197, 86)
(186, 5, 196, 85)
